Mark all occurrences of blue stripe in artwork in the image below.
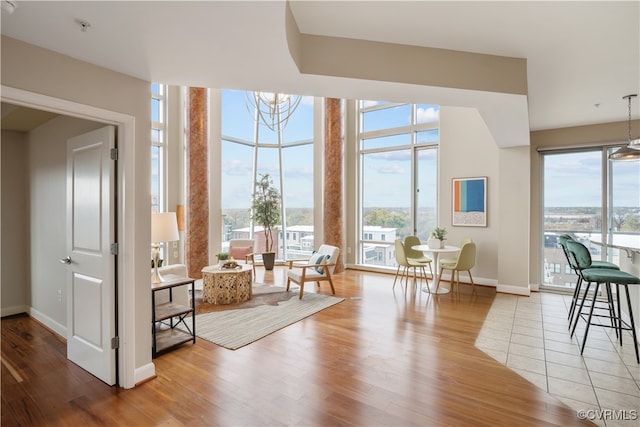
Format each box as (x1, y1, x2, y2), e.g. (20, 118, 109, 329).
(464, 179, 485, 212)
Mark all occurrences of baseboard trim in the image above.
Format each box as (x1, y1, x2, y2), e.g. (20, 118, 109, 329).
(497, 283, 531, 296)
(0, 305, 29, 318)
(345, 264, 497, 287)
(437, 272, 497, 287)
(135, 362, 156, 386)
(29, 307, 67, 338)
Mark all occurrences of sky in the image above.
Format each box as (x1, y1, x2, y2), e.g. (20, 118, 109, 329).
(220, 90, 440, 210)
(157, 85, 639, 212)
(543, 150, 639, 208)
(221, 90, 315, 210)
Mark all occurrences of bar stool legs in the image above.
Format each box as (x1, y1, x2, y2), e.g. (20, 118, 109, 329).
(567, 276, 583, 326)
(565, 240, 638, 363)
(574, 281, 639, 364)
(616, 283, 640, 363)
(578, 282, 618, 356)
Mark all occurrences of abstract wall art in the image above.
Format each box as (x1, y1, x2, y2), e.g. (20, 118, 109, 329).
(452, 177, 487, 227)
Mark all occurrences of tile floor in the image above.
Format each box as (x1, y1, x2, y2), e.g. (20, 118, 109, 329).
(476, 291, 640, 427)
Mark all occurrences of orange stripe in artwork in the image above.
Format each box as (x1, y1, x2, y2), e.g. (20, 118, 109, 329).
(454, 181, 461, 211)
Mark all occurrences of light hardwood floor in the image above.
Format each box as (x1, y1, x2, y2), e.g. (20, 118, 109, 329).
(1, 267, 594, 426)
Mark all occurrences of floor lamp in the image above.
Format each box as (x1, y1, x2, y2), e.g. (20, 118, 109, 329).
(151, 212, 180, 284)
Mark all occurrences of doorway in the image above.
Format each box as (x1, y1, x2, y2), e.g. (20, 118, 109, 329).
(1, 85, 137, 388)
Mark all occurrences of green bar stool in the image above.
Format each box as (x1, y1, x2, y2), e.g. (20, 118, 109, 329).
(558, 234, 618, 327)
(567, 240, 639, 363)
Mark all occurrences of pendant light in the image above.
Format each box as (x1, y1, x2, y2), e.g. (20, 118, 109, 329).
(609, 94, 640, 161)
(245, 91, 301, 132)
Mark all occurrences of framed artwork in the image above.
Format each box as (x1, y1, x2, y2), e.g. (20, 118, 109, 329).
(452, 177, 487, 227)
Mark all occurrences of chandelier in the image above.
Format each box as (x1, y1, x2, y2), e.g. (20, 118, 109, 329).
(609, 94, 640, 161)
(245, 91, 301, 132)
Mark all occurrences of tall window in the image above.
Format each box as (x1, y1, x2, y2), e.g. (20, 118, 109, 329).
(220, 90, 315, 260)
(357, 101, 440, 267)
(541, 148, 640, 289)
(151, 83, 166, 213)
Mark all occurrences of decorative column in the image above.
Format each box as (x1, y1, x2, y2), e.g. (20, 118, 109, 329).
(324, 98, 345, 273)
(185, 87, 209, 279)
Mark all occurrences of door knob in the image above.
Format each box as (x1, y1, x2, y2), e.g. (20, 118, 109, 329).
(59, 256, 72, 265)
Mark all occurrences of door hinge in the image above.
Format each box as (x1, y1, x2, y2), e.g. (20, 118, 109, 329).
(111, 336, 119, 349)
(110, 147, 118, 160)
(110, 242, 119, 255)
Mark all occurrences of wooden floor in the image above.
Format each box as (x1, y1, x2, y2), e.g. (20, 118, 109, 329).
(2, 267, 594, 426)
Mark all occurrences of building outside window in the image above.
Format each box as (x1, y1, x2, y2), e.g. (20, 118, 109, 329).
(357, 101, 440, 268)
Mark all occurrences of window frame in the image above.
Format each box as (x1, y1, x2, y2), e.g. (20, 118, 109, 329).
(356, 102, 440, 268)
(151, 83, 167, 214)
(539, 144, 639, 291)
(220, 90, 317, 261)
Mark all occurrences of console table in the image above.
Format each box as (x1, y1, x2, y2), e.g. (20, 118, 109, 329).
(151, 274, 196, 358)
(201, 264, 253, 304)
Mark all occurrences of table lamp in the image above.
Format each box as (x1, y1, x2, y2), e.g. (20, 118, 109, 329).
(151, 212, 180, 284)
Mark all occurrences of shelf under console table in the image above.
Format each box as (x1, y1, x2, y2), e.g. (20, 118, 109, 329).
(151, 274, 196, 358)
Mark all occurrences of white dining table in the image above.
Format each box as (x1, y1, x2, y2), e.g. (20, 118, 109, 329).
(411, 244, 460, 294)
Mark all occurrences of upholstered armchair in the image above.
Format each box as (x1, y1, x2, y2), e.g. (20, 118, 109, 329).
(228, 239, 256, 275)
(286, 244, 339, 299)
(152, 263, 189, 306)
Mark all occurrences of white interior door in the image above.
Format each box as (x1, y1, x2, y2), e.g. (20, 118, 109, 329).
(65, 125, 116, 385)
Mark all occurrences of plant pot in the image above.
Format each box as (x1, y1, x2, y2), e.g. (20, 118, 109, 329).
(428, 238, 444, 249)
(262, 252, 276, 270)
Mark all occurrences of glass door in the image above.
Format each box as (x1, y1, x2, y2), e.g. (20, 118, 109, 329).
(541, 150, 602, 290)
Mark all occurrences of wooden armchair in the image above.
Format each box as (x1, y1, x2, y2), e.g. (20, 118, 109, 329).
(286, 244, 340, 299)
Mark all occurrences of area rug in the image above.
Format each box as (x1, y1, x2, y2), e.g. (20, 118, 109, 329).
(194, 287, 344, 350)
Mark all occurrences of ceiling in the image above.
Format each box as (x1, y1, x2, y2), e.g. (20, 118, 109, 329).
(1, 102, 59, 131)
(1, 1, 639, 135)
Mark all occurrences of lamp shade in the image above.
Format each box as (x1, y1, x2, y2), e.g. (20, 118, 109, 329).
(151, 212, 180, 243)
(609, 144, 640, 161)
(609, 94, 640, 161)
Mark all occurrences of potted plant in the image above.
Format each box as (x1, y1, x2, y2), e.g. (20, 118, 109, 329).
(250, 173, 281, 270)
(428, 227, 447, 249)
(217, 251, 229, 264)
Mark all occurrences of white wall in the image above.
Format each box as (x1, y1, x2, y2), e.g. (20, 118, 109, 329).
(439, 106, 499, 284)
(1, 130, 30, 315)
(497, 145, 530, 294)
(27, 116, 103, 332)
(439, 106, 530, 293)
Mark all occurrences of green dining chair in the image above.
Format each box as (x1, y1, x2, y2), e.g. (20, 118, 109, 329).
(403, 235, 434, 278)
(393, 239, 429, 291)
(439, 241, 476, 294)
